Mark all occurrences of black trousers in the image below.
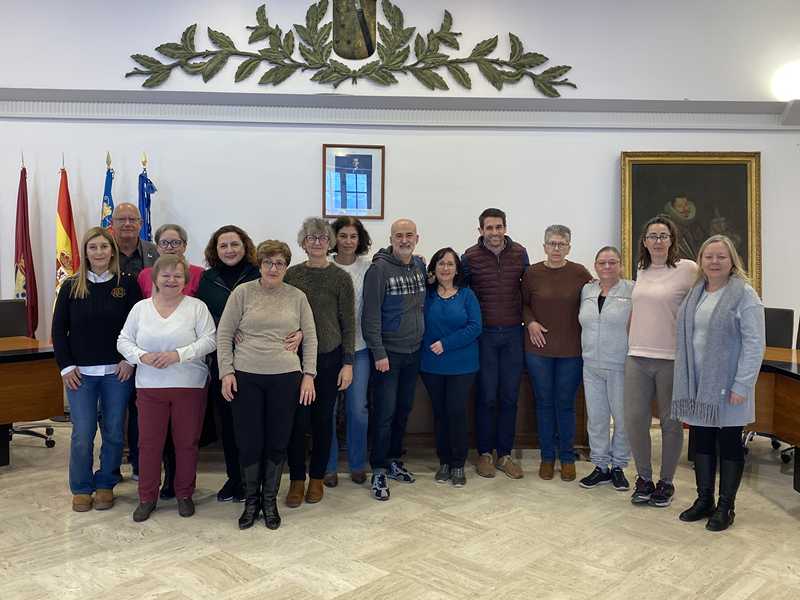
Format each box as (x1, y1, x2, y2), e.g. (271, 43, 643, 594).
(208, 355, 241, 484)
(421, 372, 475, 468)
(691, 425, 745, 462)
(287, 347, 342, 480)
(232, 371, 301, 477)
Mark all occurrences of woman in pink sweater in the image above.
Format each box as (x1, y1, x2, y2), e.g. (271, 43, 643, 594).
(624, 216, 697, 508)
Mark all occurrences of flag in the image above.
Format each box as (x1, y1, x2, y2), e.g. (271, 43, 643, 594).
(14, 167, 39, 338)
(101, 167, 114, 228)
(55, 168, 80, 296)
(138, 168, 156, 241)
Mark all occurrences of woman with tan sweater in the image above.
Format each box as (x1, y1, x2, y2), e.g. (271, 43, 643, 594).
(216, 240, 318, 531)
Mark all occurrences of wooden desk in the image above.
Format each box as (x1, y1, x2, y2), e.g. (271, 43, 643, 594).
(0, 337, 63, 466)
(752, 347, 800, 492)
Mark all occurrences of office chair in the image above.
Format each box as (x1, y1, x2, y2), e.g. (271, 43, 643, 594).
(0, 299, 55, 449)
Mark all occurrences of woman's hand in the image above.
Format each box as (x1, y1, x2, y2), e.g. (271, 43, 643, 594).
(221, 374, 237, 402)
(151, 351, 180, 369)
(115, 361, 134, 382)
(300, 374, 316, 405)
(337, 365, 353, 391)
(429, 341, 444, 356)
(527, 321, 548, 348)
(285, 330, 303, 353)
(234, 330, 244, 345)
(62, 368, 82, 391)
(729, 391, 745, 405)
(375, 358, 390, 373)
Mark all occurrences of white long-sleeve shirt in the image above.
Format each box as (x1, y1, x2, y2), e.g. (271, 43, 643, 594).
(117, 296, 217, 389)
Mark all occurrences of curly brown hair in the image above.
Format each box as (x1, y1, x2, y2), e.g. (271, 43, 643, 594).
(204, 225, 257, 268)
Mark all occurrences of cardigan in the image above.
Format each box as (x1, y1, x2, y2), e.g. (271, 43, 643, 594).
(421, 287, 482, 375)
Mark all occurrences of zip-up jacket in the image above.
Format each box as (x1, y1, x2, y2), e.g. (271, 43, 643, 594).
(461, 235, 529, 328)
(579, 279, 634, 371)
(362, 247, 426, 360)
(196, 263, 260, 325)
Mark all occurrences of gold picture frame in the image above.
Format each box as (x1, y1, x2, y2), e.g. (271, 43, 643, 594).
(621, 151, 761, 295)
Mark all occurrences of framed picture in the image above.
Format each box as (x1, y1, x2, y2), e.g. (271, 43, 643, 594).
(322, 144, 385, 220)
(621, 151, 762, 294)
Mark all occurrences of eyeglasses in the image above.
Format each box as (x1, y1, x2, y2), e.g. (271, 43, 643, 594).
(645, 233, 671, 242)
(262, 259, 287, 271)
(158, 239, 185, 249)
(305, 234, 330, 244)
(545, 241, 569, 250)
(113, 217, 140, 224)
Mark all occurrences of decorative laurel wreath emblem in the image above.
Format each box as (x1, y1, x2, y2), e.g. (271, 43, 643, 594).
(126, 0, 577, 97)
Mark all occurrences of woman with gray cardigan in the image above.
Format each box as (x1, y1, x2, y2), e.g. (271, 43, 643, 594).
(578, 247, 634, 491)
(671, 235, 765, 532)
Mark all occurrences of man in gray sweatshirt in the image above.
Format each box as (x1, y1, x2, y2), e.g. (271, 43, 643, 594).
(362, 218, 426, 501)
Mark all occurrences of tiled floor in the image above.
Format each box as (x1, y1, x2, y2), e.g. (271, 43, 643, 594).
(1, 426, 799, 599)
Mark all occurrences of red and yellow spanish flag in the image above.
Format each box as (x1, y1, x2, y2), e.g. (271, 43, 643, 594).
(55, 168, 80, 295)
(14, 166, 39, 337)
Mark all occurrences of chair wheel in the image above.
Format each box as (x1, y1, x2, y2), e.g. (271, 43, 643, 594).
(781, 454, 791, 464)
(772, 439, 781, 449)
(45, 427, 54, 435)
(45, 439, 56, 449)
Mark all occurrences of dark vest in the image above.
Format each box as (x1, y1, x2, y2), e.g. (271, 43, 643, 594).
(464, 237, 528, 328)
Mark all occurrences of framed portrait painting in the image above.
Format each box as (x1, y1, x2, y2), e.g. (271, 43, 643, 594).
(621, 152, 762, 294)
(323, 144, 385, 220)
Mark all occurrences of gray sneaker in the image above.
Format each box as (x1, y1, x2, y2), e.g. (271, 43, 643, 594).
(451, 466, 466, 487)
(434, 464, 451, 484)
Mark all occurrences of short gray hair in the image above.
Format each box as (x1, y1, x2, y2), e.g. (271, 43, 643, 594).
(155, 223, 188, 245)
(297, 217, 335, 250)
(544, 224, 571, 243)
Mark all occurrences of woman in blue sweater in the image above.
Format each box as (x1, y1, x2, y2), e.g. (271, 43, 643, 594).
(420, 248, 482, 487)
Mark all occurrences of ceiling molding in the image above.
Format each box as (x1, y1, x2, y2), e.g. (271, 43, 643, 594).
(0, 88, 795, 130)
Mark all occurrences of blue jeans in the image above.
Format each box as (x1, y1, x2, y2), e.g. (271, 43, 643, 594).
(525, 354, 583, 464)
(369, 350, 420, 471)
(327, 348, 370, 474)
(476, 326, 524, 457)
(67, 373, 133, 494)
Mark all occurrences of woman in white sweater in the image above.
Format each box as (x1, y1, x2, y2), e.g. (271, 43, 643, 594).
(118, 254, 216, 522)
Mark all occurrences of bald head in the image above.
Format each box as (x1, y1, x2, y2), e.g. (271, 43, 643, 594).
(389, 218, 418, 264)
(111, 202, 143, 244)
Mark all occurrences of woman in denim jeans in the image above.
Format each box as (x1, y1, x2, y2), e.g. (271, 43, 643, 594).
(522, 225, 592, 482)
(323, 216, 373, 487)
(52, 227, 141, 512)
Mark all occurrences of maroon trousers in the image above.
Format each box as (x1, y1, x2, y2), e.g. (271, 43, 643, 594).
(136, 387, 207, 503)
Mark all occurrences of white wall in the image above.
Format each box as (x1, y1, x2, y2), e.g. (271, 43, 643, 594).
(2, 0, 800, 101)
(1, 119, 799, 340)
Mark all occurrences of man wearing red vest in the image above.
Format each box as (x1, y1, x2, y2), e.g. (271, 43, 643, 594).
(461, 208, 530, 479)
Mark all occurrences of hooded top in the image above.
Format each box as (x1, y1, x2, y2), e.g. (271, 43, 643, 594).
(361, 246, 427, 360)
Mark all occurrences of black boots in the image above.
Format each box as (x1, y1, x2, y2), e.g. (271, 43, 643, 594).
(238, 464, 262, 530)
(262, 459, 285, 530)
(706, 460, 744, 532)
(679, 453, 717, 522)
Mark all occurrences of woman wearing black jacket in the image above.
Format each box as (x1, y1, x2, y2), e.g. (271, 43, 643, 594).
(196, 225, 302, 502)
(52, 227, 141, 512)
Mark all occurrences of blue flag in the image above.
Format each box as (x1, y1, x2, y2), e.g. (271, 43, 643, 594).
(138, 168, 156, 241)
(100, 168, 114, 228)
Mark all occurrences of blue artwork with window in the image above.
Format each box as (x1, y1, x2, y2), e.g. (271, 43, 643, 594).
(331, 154, 372, 211)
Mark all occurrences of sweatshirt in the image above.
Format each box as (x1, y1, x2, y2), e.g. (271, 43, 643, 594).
(579, 279, 634, 371)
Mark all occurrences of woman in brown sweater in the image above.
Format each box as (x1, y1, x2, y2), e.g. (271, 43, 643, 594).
(523, 225, 592, 482)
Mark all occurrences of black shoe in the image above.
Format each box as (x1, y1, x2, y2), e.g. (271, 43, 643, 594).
(177, 497, 195, 517)
(434, 464, 451, 484)
(133, 501, 157, 522)
(262, 459, 285, 530)
(238, 497, 261, 530)
(610, 468, 630, 491)
(631, 477, 656, 504)
(371, 472, 390, 501)
(679, 453, 716, 522)
(217, 479, 242, 502)
(387, 460, 415, 483)
(706, 459, 744, 532)
(579, 467, 611, 489)
(450, 466, 466, 487)
(648, 480, 675, 507)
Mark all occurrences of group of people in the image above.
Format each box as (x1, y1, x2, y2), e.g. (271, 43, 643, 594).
(51, 203, 765, 534)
